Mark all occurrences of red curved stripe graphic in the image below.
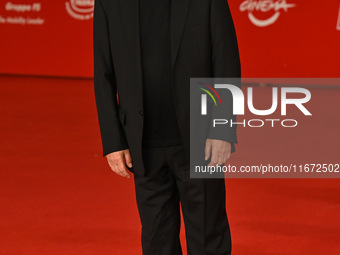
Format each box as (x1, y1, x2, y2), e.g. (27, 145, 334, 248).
(202, 82, 222, 106)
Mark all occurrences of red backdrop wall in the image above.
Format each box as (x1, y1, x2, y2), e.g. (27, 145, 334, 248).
(0, 0, 339, 78)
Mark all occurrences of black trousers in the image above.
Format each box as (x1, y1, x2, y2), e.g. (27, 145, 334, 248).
(134, 144, 232, 255)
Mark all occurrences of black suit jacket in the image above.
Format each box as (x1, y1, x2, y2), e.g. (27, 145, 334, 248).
(93, 0, 241, 175)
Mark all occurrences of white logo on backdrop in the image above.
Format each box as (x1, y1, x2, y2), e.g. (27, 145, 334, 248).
(0, 2, 44, 25)
(5, 2, 41, 12)
(337, 5, 340, 31)
(240, 0, 296, 27)
(65, 0, 94, 20)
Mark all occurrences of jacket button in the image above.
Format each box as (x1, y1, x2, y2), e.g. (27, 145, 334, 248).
(138, 111, 143, 117)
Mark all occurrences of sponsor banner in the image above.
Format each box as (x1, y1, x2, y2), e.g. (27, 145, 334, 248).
(0, 0, 94, 77)
(65, 0, 94, 20)
(228, 0, 340, 78)
(0, 2, 44, 25)
(239, 0, 296, 27)
(0, 1, 339, 78)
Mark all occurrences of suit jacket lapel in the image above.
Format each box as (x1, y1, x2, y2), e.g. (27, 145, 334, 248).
(119, 0, 143, 103)
(171, 0, 191, 68)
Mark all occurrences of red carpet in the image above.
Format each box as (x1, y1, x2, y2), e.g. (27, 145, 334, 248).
(0, 75, 339, 255)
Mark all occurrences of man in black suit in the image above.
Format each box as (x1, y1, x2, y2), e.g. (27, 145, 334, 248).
(93, 0, 240, 254)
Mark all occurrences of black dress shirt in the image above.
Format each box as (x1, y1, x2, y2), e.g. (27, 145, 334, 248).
(139, 0, 182, 146)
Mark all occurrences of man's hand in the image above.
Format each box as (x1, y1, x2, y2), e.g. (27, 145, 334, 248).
(106, 149, 132, 178)
(205, 139, 231, 166)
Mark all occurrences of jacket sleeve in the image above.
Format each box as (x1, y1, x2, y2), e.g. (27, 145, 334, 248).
(209, 0, 241, 147)
(93, 0, 128, 156)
